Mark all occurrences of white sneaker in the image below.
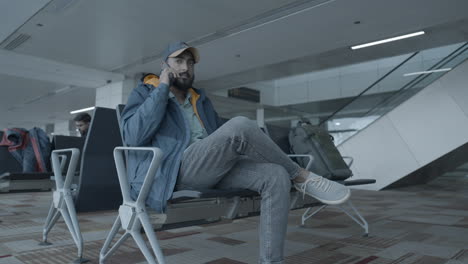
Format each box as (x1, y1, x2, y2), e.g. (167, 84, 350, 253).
(294, 172, 350, 205)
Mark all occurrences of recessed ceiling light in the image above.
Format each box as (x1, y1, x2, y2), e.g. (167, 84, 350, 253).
(335, 122, 341, 126)
(351, 31, 425, 50)
(70, 106, 95, 114)
(403, 68, 452, 77)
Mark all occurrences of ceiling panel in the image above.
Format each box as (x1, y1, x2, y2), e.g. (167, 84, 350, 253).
(196, 19, 468, 91)
(0, 49, 124, 88)
(1, 0, 468, 129)
(124, 0, 468, 89)
(0, 81, 95, 128)
(9, 0, 299, 70)
(0, 73, 62, 110)
(0, 0, 50, 43)
(192, 0, 468, 84)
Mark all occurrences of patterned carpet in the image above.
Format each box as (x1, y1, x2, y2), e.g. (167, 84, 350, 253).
(1, 174, 468, 264)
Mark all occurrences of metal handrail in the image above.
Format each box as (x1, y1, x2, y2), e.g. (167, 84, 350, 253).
(363, 43, 468, 117)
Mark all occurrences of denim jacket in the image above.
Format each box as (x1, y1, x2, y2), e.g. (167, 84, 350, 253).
(121, 76, 221, 212)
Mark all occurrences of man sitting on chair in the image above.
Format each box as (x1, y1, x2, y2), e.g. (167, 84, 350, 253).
(121, 41, 350, 264)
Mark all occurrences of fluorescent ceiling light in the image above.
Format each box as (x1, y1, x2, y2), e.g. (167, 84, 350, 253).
(351, 31, 425, 50)
(403, 68, 452, 77)
(70, 106, 95, 114)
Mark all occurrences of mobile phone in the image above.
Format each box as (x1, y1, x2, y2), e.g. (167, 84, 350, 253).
(162, 61, 175, 81)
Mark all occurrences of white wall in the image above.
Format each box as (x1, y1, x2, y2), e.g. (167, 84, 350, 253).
(338, 59, 468, 190)
(53, 120, 74, 136)
(95, 79, 136, 108)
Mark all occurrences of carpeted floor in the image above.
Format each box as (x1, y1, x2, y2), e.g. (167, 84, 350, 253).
(1, 174, 467, 264)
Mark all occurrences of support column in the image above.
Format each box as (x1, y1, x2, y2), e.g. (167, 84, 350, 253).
(95, 79, 136, 108)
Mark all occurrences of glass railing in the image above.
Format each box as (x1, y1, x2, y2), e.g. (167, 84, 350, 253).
(321, 42, 468, 145)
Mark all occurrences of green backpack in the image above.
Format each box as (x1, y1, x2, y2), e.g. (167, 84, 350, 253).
(288, 122, 352, 180)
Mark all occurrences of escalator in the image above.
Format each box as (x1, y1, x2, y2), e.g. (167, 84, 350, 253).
(319, 42, 468, 190)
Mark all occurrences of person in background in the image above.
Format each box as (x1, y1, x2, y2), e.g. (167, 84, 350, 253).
(74, 113, 91, 137)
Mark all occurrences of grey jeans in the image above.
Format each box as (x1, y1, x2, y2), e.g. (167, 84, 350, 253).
(176, 116, 302, 264)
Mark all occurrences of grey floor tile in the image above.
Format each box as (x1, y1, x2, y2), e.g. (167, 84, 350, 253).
(376, 241, 461, 259)
(1, 175, 467, 264)
(0, 256, 24, 264)
(389, 214, 464, 225)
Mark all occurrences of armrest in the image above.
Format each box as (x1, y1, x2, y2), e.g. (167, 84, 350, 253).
(342, 156, 354, 167)
(51, 148, 80, 189)
(58, 154, 68, 172)
(113, 147, 163, 207)
(287, 154, 313, 170)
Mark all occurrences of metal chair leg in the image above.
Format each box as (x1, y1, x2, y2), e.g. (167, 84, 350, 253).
(99, 147, 166, 264)
(301, 201, 369, 236)
(301, 205, 327, 226)
(99, 217, 131, 264)
(336, 200, 369, 236)
(39, 149, 89, 263)
(139, 211, 166, 263)
(133, 227, 159, 264)
(40, 202, 60, 245)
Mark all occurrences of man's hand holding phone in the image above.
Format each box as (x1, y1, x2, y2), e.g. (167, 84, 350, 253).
(160, 62, 179, 86)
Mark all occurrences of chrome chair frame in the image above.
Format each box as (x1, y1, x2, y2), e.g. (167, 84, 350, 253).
(39, 148, 88, 263)
(99, 147, 166, 264)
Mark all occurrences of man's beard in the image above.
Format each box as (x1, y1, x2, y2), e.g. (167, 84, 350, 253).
(173, 74, 194, 92)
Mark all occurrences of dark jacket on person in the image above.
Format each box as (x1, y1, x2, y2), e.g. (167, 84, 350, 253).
(0, 127, 51, 172)
(121, 75, 222, 212)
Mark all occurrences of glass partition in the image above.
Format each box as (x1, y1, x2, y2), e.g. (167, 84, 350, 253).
(323, 42, 467, 145)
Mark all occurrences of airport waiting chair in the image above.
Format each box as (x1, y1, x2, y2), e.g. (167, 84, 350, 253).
(100, 149, 315, 264)
(0, 134, 82, 193)
(300, 179, 373, 235)
(46, 104, 372, 263)
(39, 148, 88, 263)
(74, 107, 123, 212)
(99, 147, 166, 264)
(0, 146, 22, 175)
(38, 108, 120, 263)
(99, 105, 318, 264)
(264, 122, 375, 235)
(298, 139, 374, 235)
(0, 144, 52, 192)
(51, 135, 85, 176)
